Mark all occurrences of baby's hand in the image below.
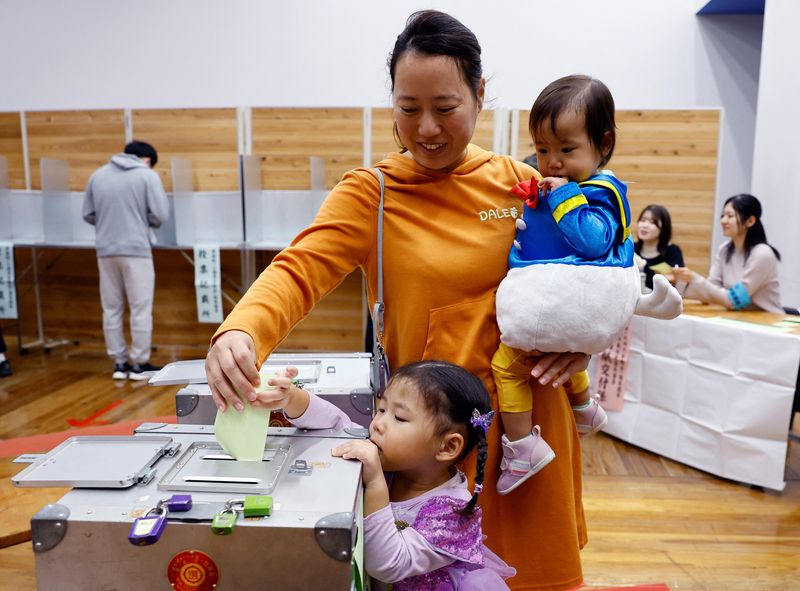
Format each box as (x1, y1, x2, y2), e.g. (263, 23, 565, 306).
(332, 440, 383, 486)
(538, 176, 568, 196)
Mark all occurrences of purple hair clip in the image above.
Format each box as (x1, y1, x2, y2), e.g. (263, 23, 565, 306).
(470, 409, 494, 433)
(473, 483, 483, 495)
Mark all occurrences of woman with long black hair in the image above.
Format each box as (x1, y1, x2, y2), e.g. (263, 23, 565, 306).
(673, 193, 782, 313)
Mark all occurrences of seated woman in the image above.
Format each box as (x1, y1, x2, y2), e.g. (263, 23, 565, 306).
(673, 193, 782, 313)
(634, 204, 684, 290)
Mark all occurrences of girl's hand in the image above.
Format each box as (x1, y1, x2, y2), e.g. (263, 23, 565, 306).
(538, 176, 568, 196)
(672, 267, 694, 284)
(529, 351, 590, 389)
(332, 440, 383, 486)
(205, 330, 260, 413)
(251, 367, 309, 418)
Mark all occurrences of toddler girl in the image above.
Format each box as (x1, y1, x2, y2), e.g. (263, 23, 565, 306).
(261, 360, 515, 590)
(492, 75, 682, 494)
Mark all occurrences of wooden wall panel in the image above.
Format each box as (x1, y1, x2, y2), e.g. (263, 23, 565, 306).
(25, 110, 125, 191)
(516, 109, 720, 274)
(370, 107, 495, 164)
(0, 113, 25, 189)
(12, 247, 363, 355)
(131, 109, 239, 192)
(251, 108, 363, 190)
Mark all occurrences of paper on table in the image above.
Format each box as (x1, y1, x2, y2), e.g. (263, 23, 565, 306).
(213, 375, 279, 461)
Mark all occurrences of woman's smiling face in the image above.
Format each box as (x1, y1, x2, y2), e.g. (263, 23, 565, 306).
(392, 51, 484, 173)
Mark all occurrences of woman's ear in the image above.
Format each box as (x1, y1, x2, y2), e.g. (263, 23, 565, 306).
(476, 78, 486, 114)
(436, 432, 465, 463)
(744, 215, 757, 229)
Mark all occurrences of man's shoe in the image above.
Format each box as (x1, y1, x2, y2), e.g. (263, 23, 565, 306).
(0, 359, 12, 378)
(128, 362, 162, 381)
(497, 425, 555, 495)
(573, 397, 608, 436)
(112, 362, 130, 380)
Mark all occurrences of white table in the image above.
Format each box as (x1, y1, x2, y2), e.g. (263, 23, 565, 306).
(593, 311, 800, 491)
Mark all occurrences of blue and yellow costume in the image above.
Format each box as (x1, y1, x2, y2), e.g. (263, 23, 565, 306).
(493, 171, 641, 413)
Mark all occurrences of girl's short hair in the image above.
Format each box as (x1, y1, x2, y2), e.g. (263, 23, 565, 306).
(529, 75, 617, 167)
(389, 360, 491, 514)
(635, 204, 673, 255)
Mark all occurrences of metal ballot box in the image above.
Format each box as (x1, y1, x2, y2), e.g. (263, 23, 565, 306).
(13, 423, 366, 591)
(151, 353, 374, 427)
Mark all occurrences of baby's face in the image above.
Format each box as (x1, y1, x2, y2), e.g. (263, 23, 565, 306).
(533, 110, 605, 183)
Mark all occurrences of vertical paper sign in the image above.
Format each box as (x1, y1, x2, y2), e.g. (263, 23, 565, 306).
(0, 242, 17, 319)
(193, 244, 223, 324)
(593, 322, 633, 411)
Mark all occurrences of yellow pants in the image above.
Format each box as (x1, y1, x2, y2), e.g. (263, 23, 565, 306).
(491, 342, 590, 413)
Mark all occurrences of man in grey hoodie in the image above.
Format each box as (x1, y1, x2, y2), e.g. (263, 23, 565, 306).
(82, 141, 169, 380)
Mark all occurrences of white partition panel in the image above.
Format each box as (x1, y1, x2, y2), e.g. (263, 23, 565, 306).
(8, 190, 44, 243)
(172, 158, 195, 246)
(172, 157, 243, 248)
(41, 158, 75, 244)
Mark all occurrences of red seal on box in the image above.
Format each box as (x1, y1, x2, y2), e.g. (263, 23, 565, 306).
(167, 550, 220, 590)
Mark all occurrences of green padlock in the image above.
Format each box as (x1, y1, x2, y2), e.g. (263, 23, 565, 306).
(211, 509, 238, 535)
(243, 495, 273, 518)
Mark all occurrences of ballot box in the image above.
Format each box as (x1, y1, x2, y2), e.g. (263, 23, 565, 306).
(13, 423, 367, 590)
(151, 353, 374, 428)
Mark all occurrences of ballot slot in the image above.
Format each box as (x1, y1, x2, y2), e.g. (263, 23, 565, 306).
(158, 440, 290, 494)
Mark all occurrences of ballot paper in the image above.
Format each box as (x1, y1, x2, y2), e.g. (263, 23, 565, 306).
(648, 261, 674, 275)
(213, 374, 279, 461)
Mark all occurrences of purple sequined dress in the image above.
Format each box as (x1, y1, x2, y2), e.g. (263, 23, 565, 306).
(365, 472, 515, 591)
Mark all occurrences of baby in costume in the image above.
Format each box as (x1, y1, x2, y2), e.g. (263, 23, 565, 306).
(492, 75, 682, 494)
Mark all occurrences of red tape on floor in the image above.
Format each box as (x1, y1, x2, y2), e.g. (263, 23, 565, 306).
(0, 415, 177, 457)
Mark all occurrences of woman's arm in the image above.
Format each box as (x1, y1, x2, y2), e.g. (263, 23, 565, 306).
(679, 245, 777, 310)
(206, 170, 380, 410)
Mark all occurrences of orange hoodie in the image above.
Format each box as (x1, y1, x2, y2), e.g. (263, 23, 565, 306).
(214, 144, 586, 590)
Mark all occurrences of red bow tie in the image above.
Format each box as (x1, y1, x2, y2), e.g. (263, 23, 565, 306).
(511, 179, 539, 209)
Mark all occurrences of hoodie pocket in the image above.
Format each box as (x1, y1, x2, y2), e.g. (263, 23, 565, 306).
(422, 294, 499, 377)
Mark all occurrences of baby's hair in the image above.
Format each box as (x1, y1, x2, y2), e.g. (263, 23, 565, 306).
(529, 74, 617, 167)
(389, 360, 491, 515)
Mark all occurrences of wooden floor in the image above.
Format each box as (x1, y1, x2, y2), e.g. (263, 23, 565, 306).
(0, 339, 798, 590)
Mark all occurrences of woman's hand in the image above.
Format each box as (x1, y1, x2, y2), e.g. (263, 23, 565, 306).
(672, 266, 694, 284)
(634, 253, 647, 271)
(205, 330, 260, 413)
(528, 351, 590, 388)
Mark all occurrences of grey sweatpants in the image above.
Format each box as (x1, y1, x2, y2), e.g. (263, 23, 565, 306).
(97, 256, 154, 365)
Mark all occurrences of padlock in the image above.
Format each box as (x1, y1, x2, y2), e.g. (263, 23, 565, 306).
(211, 508, 238, 535)
(166, 494, 193, 512)
(243, 495, 273, 518)
(128, 506, 167, 546)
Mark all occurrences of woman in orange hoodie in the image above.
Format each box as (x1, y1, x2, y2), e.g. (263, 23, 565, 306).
(205, 10, 589, 590)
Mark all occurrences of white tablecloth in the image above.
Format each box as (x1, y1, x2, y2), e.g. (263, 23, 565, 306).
(593, 314, 800, 490)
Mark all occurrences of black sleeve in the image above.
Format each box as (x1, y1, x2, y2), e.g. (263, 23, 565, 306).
(665, 244, 684, 267)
